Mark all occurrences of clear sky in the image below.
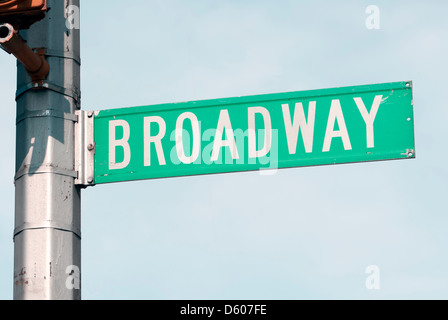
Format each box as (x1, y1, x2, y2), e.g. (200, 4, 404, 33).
(1, 0, 448, 300)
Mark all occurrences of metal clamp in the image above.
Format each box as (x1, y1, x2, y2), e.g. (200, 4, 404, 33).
(44, 49, 81, 65)
(14, 164, 78, 182)
(14, 221, 82, 240)
(16, 81, 81, 103)
(16, 109, 78, 125)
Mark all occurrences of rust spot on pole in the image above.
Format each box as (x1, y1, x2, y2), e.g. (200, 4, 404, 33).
(15, 267, 28, 286)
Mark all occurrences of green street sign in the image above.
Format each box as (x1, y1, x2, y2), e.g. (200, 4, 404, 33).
(92, 81, 415, 184)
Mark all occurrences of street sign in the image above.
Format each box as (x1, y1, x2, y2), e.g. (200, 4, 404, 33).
(91, 81, 415, 185)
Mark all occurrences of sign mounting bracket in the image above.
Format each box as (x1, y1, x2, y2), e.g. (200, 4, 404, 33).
(75, 110, 96, 187)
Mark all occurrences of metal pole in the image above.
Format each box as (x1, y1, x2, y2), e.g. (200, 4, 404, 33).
(13, 0, 81, 300)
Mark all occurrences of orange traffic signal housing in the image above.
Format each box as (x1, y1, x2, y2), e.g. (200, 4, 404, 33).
(0, 0, 47, 29)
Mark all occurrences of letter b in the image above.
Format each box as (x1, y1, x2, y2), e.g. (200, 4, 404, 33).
(109, 120, 131, 170)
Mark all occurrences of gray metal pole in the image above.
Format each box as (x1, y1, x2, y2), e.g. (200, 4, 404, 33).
(13, 0, 81, 300)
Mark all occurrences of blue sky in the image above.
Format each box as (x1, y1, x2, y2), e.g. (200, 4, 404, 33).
(1, 0, 448, 299)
